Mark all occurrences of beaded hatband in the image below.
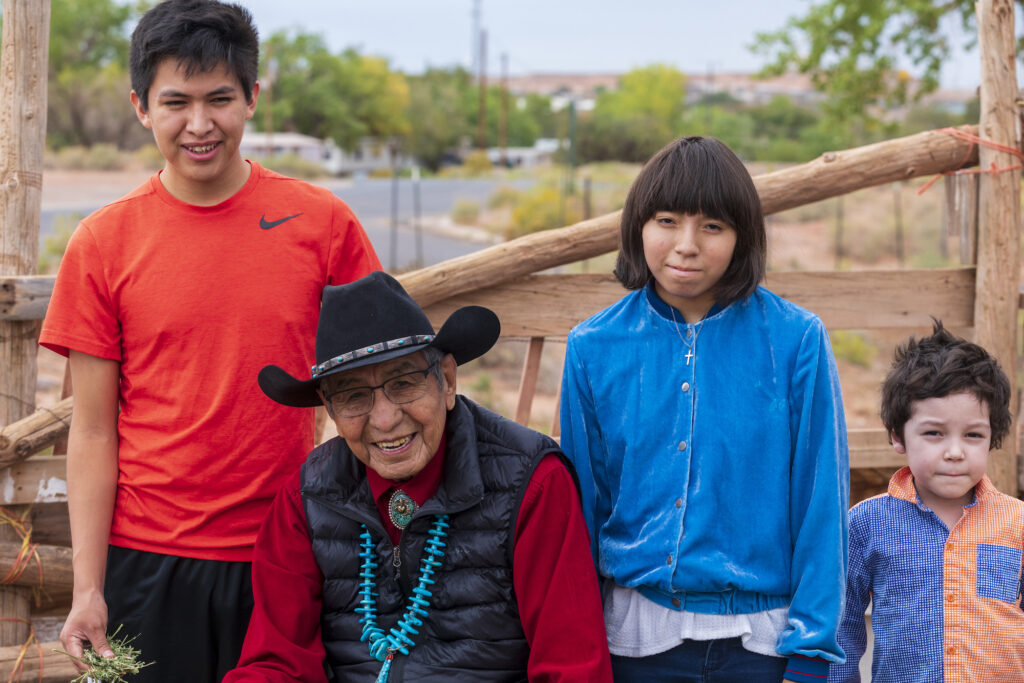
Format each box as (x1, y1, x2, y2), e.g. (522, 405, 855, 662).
(311, 334, 435, 378)
(356, 515, 450, 683)
(388, 489, 417, 529)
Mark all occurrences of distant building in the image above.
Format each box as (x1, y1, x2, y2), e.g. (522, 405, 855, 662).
(504, 73, 620, 111)
(239, 127, 411, 176)
(486, 138, 561, 168)
(503, 71, 825, 109)
(685, 71, 823, 106)
(919, 87, 977, 115)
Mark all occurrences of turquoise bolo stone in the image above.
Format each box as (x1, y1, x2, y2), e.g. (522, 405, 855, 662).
(388, 490, 417, 528)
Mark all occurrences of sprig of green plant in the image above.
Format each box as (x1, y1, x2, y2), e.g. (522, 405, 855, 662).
(55, 625, 154, 683)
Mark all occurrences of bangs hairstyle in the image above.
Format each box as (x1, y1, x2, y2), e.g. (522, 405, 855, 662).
(881, 321, 1011, 449)
(130, 0, 259, 111)
(614, 136, 766, 305)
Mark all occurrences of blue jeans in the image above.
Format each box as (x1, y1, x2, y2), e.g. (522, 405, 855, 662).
(611, 637, 788, 682)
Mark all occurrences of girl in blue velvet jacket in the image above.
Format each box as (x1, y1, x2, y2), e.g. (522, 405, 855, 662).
(560, 136, 849, 683)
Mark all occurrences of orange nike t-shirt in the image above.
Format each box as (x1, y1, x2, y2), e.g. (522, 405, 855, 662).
(39, 162, 381, 561)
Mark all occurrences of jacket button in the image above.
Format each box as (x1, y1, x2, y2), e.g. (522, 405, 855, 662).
(675, 498, 683, 508)
(946, 646, 955, 655)
(672, 598, 681, 608)
(678, 441, 687, 451)
(666, 554, 673, 565)
(681, 382, 690, 392)
(946, 594, 955, 603)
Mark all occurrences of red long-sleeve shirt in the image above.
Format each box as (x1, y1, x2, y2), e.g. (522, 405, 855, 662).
(224, 451, 612, 682)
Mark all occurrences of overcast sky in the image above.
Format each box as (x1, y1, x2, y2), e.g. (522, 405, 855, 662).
(233, 0, 983, 90)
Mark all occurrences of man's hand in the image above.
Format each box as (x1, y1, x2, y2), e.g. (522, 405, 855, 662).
(60, 588, 114, 672)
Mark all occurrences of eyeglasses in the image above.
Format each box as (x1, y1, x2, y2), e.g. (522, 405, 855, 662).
(323, 362, 439, 418)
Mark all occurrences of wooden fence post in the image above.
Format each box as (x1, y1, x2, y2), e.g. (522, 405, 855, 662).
(0, 0, 51, 646)
(974, 0, 1021, 495)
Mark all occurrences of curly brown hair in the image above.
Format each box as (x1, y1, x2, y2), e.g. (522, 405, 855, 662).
(881, 321, 1011, 448)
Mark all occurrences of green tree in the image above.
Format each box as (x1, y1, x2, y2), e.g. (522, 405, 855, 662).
(578, 65, 687, 162)
(19, 0, 151, 148)
(683, 106, 757, 158)
(752, 0, 1009, 124)
(402, 68, 556, 170)
(465, 85, 555, 149)
(747, 96, 820, 141)
(260, 31, 409, 151)
(404, 67, 475, 171)
(521, 93, 560, 139)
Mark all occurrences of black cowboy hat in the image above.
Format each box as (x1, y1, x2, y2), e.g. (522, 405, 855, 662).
(258, 271, 500, 408)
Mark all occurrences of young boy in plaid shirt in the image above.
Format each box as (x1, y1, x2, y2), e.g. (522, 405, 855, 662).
(830, 322, 1024, 682)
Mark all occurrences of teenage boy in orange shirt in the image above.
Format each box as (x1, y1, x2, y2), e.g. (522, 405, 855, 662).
(40, 2, 380, 680)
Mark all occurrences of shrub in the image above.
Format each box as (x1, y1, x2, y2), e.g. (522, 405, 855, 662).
(131, 144, 165, 171)
(254, 153, 327, 179)
(38, 214, 80, 273)
(506, 186, 581, 239)
(466, 372, 496, 410)
(451, 199, 481, 225)
(830, 330, 876, 369)
(488, 185, 521, 209)
(49, 144, 127, 171)
(462, 150, 492, 176)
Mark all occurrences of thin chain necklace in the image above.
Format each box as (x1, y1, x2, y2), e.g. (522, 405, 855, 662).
(669, 307, 705, 365)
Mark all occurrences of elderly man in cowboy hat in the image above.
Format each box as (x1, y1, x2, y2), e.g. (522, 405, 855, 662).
(225, 272, 612, 683)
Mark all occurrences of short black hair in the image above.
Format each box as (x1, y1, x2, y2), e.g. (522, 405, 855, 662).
(881, 321, 1011, 449)
(614, 136, 766, 305)
(130, 0, 259, 111)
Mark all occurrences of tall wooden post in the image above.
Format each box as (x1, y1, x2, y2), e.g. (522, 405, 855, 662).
(974, 0, 1020, 495)
(0, 0, 51, 645)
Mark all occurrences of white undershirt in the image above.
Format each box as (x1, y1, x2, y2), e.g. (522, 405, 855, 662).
(604, 583, 789, 659)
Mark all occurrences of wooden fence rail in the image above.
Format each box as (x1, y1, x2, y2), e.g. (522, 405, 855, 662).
(0, 127, 981, 321)
(0, 396, 71, 469)
(399, 126, 979, 307)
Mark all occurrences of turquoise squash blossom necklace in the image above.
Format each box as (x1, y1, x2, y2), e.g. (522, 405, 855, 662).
(356, 514, 451, 683)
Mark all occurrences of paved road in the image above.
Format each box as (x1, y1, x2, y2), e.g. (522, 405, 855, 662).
(40, 176, 538, 271)
(332, 176, 537, 270)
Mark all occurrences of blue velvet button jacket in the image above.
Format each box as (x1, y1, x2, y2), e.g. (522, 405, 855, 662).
(560, 283, 850, 664)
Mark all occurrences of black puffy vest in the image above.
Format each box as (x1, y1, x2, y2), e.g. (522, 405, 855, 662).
(301, 396, 561, 682)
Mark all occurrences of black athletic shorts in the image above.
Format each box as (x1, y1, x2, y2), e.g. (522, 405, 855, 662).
(104, 545, 254, 683)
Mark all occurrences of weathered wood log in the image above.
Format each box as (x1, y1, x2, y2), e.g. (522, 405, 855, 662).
(0, 396, 72, 469)
(0, 275, 51, 320)
(0, 640, 78, 683)
(974, 0, 1020, 496)
(401, 127, 980, 307)
(1, 456, 66, 506)
(0, 127, 987, 320)
(423, 268, 976, 338)
(0, 0, 52, 648)
(24, 502, 70, 548)
(944, 174, 979, 265)
(0, 541, 72, 592)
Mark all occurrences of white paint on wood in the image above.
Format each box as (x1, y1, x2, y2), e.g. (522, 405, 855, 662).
(35, 475, 66, 503)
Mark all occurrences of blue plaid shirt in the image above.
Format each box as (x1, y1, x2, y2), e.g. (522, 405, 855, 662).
(831, 467, 1024, 682)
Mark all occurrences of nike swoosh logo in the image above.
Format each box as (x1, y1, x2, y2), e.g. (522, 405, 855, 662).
(260, 212, 303, 230)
